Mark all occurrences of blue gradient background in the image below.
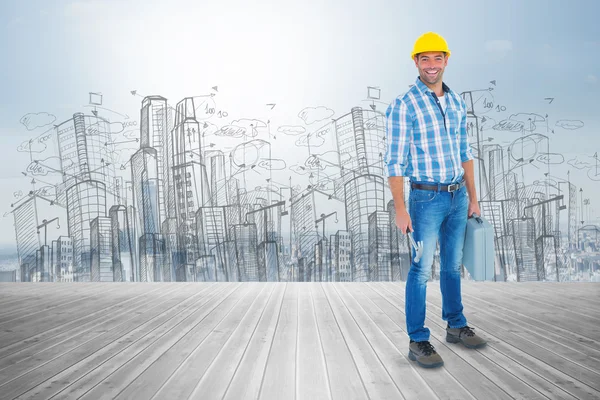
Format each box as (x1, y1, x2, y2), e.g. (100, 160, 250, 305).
(0, 0, 598, 252)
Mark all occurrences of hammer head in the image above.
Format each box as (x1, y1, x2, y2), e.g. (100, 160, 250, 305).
(407, 231, 424, 262)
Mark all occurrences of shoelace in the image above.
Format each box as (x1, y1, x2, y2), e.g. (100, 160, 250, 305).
(460, 326, 476, 337)
(417, 341, 436, 356)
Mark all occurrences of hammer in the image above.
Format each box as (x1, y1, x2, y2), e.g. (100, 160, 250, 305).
(407, 230, 424, 263)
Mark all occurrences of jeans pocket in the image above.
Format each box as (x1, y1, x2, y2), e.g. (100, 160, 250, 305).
(410, 189, 438, 203)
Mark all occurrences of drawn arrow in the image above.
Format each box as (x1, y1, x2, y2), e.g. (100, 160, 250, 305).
(490, 80, 496, 86)
(212, 86, 218, 92)
(83, 105, 130, 119)
(266, 103, 276, 110)
(545, 97, 554, 104)
(369, 104, 376, 111)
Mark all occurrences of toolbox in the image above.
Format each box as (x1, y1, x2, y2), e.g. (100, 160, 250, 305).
(462, 213, 496, 281)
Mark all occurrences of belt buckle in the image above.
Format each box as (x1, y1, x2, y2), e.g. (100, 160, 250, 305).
(447, 183, 458, 192)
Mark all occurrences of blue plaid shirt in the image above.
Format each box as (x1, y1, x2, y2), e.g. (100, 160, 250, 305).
(384, 77, 473, 184)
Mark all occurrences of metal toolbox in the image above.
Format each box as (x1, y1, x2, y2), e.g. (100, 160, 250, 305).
(462, 213, 496, 281)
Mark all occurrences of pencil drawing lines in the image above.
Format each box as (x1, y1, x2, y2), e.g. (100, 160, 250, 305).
(20, 112, 57, 130)
(277, 125, 306, 136)
(555, 119, 584, 130)
(298, 106, 335, 124)
(5, 79, 597, 283)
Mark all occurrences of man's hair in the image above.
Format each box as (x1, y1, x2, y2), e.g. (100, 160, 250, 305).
(416, 52, 447, 60)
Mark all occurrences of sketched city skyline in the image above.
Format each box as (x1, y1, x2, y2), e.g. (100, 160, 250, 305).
(4, 81, 598, 283)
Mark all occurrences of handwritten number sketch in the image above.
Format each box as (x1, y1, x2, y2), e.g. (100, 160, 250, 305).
(4, 82, 595, 283)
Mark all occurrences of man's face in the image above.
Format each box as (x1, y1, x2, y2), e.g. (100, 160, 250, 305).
(414, 51, 448, 85)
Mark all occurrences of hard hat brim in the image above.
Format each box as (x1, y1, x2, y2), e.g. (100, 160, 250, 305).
(412, 50, 451, 60)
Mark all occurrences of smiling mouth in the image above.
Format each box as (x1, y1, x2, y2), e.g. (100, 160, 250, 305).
(425, 70, 438, 76)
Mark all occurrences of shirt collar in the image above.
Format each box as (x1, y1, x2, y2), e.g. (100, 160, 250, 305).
(414, 76, 451, 96)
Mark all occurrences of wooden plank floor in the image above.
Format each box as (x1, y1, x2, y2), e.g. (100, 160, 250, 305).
(0, 281, 599, 400)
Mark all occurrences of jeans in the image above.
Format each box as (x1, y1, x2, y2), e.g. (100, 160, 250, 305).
(405, 182, 469, 342)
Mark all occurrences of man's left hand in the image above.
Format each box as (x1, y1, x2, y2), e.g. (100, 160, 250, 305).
(468, 200, 481, 217)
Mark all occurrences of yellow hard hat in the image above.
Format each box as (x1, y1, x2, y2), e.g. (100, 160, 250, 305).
(411, 32, 451, 60)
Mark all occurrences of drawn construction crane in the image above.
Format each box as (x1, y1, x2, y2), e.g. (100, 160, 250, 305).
(37, 217, 60, 246)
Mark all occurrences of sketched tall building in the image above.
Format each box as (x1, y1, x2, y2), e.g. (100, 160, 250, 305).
(109, 205, 136, 282)
(171, 97, 211, 280)
(12, 196, 41, 281)
(231, 223, 259, 281)
(369, 210, 391, 281)
(140, 96, 169, 226)
(90, 216, 113, 282)
(55, 112, 117, 198)
(131, 147, 166, 280)
(131, 148, 161, 235)
(334, 107, 387, 281)
(66, 181, 107, 281)
(291, 192, 319, 282)
(55, 112, 115, 279)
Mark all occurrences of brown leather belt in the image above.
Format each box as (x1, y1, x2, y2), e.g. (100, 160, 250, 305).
(411, 180, 465, 192)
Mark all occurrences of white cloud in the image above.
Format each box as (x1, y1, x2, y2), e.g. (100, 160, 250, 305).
(586, 74, 598, 84)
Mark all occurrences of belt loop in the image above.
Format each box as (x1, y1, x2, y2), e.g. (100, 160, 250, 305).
(437, 183, 441, 192)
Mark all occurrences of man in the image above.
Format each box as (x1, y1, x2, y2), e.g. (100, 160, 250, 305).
(384, 31, 487, 369)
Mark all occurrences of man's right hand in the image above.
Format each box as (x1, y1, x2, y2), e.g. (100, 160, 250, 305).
(395, 208, 412, 234)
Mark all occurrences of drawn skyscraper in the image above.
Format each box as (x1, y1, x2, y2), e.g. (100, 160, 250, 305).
(66, 181, 107, 281)
(171, 97, 211, 280)
(90, 216, 113, 282)
(55, 112, 116, 198)
(140, 96, 168, 226)
(12, 196, 41, 281)
(334, 107, 387, 281)
(131, 148, 161, 235)
(110, 205, 136, 282)
(55, 112, 115, 279)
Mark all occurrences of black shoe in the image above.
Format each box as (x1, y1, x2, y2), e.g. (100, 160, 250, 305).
(408, 340, 444, 368)
(446, 325, 487, 348)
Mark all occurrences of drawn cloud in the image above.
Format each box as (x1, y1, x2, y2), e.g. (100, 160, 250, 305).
(567, 157, 592, 170)
(555, 120, 584, 130)
(295, 125, 331, 148)
(493, 113, 545, 132)
(17, 138, 47, 154)
(278, 125, 306, 136)
(122, 129, 138, 140)
(231, 119, 267, 138)
(298, 106, 335, 125)
(231, 139, 270, 167)
(289, 164, 311, 176)
(109, 122, 124, 134)
(216, 125, 247, 138)
(26, 156, 73, 176)
(20, 112, 56, 130)
(586, 74, 598, 84)
(256, 158, 287, 170)
(535, 153, 564, 165)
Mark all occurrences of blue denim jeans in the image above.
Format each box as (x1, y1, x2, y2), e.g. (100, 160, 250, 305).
(405, 182, 469, 342)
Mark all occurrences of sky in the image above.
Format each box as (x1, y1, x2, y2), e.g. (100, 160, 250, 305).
(0, 0, 598, 253)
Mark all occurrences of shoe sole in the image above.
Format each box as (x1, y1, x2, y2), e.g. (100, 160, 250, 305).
(408, 350, 444, 368)
(446, 334, 487, 349)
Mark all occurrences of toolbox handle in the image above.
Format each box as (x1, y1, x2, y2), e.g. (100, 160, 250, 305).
(470, 213, 484, 224)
